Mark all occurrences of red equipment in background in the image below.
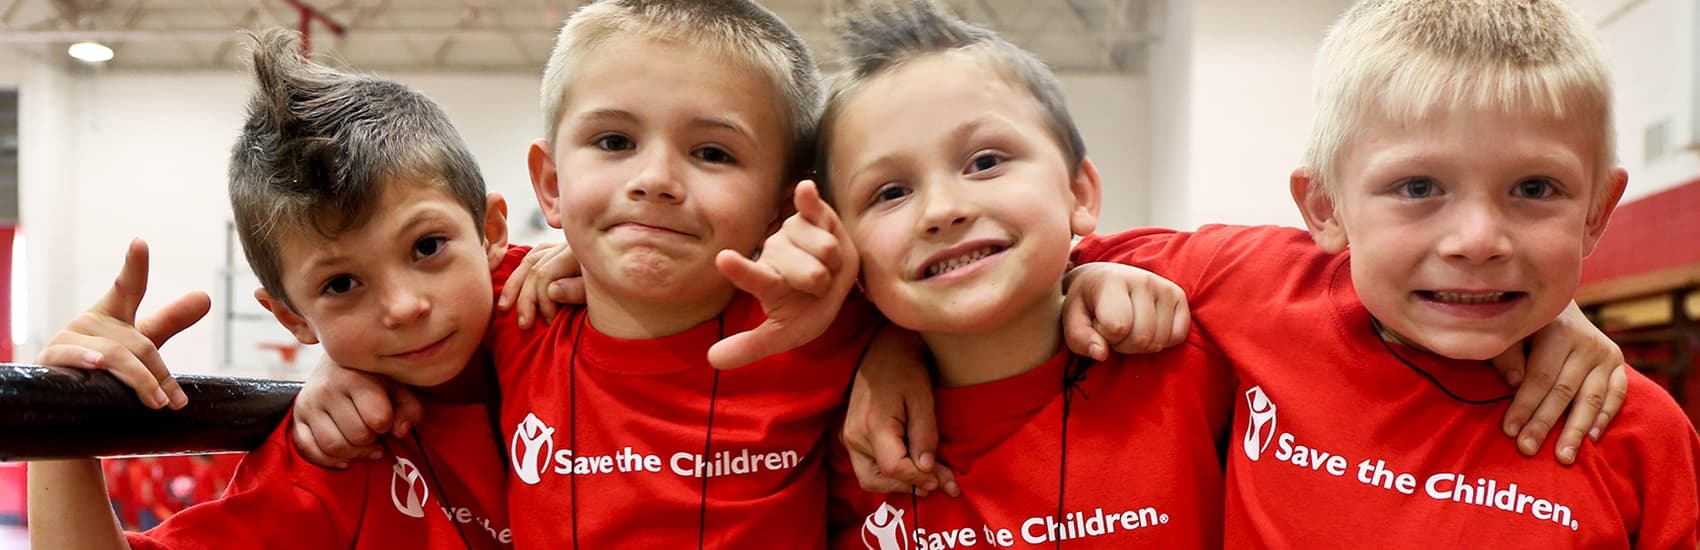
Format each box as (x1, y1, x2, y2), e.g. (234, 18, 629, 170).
(1579, 178, 1700, 426)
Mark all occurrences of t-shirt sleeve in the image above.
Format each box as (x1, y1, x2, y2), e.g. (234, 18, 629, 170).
(1606, 374, 1700, 547)
(483, 243, 535, 351)
(124, 417, 360, 549)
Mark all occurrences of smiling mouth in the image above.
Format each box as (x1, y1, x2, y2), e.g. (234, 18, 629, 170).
(923, 245, 1006, 279)
(1416, 290, 1524, 304)
(390, 333, 453, 360)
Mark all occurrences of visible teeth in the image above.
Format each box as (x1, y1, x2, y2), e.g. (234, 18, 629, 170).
(926, 246, 1000, 278)
(1431, 291, 1507, 304)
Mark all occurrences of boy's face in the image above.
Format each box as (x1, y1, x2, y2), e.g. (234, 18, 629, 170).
(258, 182, 509, 387)
(828, 54, 1100, 335)
(529, 35, 790, 320)
(1295, 105, 1626, 360)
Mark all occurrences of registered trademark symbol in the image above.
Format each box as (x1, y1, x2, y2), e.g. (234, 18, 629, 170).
(1570, 520, 1579, 531)
(1159, 514, 1169, 525)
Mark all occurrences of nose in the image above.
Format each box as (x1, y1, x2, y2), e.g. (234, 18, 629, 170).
(626, 149, 686, 205)
(1436, 202, 1512, 264)
(380, 284, 432, 329)
(918, 180, 977, 237)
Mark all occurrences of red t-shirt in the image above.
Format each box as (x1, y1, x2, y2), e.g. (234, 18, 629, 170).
(488, 246, 879, 549)
(1073, 224, 1700, 548)
(828, 339, 1234, 549)
(126, 401, 512, 550)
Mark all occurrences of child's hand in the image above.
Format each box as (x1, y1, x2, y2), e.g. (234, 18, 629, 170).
(1490, 302, 1626, 465)
(1061, 262, 1191, 360)
(496, 241, 585, 329)
(291, 357, 424, 469)
(711, 180, 859, 370)
(36, 239, 210, 410)
(841, 326, 960, 497)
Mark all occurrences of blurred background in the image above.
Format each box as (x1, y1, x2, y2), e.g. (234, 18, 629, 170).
(0, 0, 1693, 544)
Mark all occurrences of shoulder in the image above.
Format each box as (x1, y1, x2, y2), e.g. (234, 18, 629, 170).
(1602, 370, 1699, 452)
(490, 243, 534, 293)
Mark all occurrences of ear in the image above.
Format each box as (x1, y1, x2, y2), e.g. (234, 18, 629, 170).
(483, 192, 511, 271)
(1581, 167, 1629, 256)
(1067, 158, 1104, 236)
(527, 138, 564, 229)
(1290, 166, 1349, 253)
(254, 287, 318, 346)
(766, 180, 801, 237)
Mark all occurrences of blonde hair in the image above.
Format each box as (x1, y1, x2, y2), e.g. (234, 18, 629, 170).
(538, 0, 821, 175)
(1305, 0, 1614, 199)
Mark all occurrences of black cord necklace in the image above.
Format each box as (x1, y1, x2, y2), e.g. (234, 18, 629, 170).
(907, 353, 1095, 549)
(1369, 316, 1513, 405)
(565, 309, 724, 550)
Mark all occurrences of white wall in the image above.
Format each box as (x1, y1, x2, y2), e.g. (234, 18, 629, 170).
(1584, 0, 1700, 202)
(1061, 74, 1146, 232)
(1144, 0, 1355, 230)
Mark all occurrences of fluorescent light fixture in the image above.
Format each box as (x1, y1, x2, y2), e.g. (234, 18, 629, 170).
(67, 41, 114, 63)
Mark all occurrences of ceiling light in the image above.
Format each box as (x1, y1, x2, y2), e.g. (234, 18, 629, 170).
(67, 42, 114, 63)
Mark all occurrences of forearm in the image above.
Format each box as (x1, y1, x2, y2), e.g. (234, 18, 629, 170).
(28, 459, 131, 550)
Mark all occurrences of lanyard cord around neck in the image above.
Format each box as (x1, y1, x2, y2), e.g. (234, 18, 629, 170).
(1368, 316, 1513, 405)
(383, 431, 475, 550)
(566, 310, 725, 550)
(907, 354, 1096, 549)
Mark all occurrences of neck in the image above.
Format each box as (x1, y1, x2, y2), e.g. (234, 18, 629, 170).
(922, 287, 1064, 388)
(583, 279, 735, 339)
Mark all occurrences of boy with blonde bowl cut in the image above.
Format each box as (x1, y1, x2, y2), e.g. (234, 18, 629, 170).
(814, 2, 1231, 547)
(1066, 0, 1700, 545)
(29, 28, 518, 550)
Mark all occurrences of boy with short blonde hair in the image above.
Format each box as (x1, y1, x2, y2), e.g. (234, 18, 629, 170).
(1069, 0, 1700, 544)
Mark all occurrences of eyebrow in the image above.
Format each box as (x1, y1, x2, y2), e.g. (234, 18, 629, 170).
(575, 108, 640, 127)
(688, 116, 759, 149)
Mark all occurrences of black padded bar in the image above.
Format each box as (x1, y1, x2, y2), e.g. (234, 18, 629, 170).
(0, 364, 299, 461)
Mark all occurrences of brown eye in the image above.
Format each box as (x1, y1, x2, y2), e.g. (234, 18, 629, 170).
(594, 134, 633, 151)
(414, 236, 447, 260)
(1513, 178, 1554, 199)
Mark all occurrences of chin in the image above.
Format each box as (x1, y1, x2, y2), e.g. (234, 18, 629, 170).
(1405, 333, 1519, 362)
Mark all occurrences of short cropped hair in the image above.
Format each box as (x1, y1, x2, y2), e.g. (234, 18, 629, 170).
(1305, 0, 1614, 198)
(229, 28, 487, 310)
(815, 0, 1085, 202)
(539, 0, 821, 175)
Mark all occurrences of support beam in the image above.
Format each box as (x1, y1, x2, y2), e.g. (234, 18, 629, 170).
(0, 364, 298, 461)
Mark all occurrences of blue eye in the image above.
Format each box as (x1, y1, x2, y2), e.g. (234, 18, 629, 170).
(1398, 178, 1437, 198)
(594, 134, 633, 151)
(1513, 178, 1555, 199)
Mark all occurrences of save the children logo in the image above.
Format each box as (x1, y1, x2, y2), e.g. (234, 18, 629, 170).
(390, 456, 429, 519)
(1243, 386, 1278, 461)
(861, 503, 910, 550)
(512, 413, 556, 485)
